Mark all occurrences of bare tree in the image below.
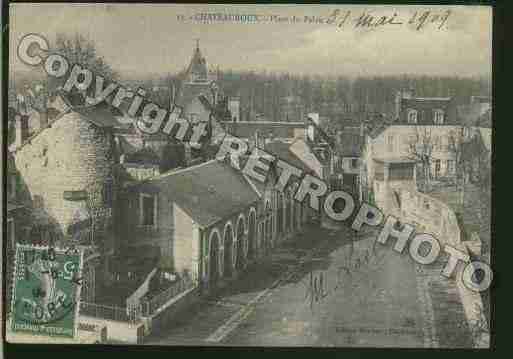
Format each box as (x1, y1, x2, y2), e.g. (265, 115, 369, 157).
(55, 33, 117, 80)
(408, 127, 434, 192)
(449, 128, 491, 207)
(448, 127, 468, 206)
(43, 33, 118, 96)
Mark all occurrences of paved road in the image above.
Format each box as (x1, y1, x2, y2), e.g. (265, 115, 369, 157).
(146, 224, 427, 347)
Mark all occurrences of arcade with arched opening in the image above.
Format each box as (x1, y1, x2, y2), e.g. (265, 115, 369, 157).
(209, 230, 221, 287)
(223, 223, 234, 279)
(235, 216, 246, 271)
(247, 209, 257, 261)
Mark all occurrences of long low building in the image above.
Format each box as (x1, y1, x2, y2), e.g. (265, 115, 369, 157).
(118, 158, 308, 295)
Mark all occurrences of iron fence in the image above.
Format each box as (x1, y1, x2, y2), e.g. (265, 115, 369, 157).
(79, 301, 140, 323)
(141, 276, 197, 317)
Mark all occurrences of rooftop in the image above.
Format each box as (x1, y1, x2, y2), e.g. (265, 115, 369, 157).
(373, 156, 417, 164)
(125, 160, 259, 228)
(408, 97, 452, 101)
(264, 140, 315, 174)
(223, 121, 306, 139)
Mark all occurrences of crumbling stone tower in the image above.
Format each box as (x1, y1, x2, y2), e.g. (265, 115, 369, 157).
(11, 101, 119, 301)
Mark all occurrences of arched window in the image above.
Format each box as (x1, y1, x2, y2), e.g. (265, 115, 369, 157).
(434, 109, 444, 125)
(407, 109, 418, 124)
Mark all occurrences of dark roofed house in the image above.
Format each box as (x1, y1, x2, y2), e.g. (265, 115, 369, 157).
(118, 160, 260, 289)
(131, 160, 259, 227)
(395, 89, 458, 126)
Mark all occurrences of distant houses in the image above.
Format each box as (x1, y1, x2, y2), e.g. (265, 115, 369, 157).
(361, 89, 492, 214)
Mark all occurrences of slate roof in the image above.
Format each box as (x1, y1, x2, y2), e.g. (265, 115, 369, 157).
(264, 141, 314, 174)
(222, 121, 305, 139)
(73, 101, 126, 128)
(185, 45, 209, 82)
(127, 160, 259, 228)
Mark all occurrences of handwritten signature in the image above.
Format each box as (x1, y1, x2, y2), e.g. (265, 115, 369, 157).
(302, 248, 387, 310)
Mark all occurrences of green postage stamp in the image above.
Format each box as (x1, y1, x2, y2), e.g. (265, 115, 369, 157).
(10, 244, 83, 338)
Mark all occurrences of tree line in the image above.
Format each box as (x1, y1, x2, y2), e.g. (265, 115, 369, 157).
(140, 70, 491, 122)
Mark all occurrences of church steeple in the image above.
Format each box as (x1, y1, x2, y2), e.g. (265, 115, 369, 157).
(185, 39, 209, 84)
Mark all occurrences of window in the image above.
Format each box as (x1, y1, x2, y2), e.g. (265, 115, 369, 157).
(407, 109, 418, 124)
(433, 135, 441, 151)
(387, 135, 395, 152)
(351, 158, 359, 169)
(434, 109, 444, 125)
(189, 113, 199, 123)
(389, 163, 414, 181)
(434, 159, 441, 178)
(103, 180, 113, 206)
(140, 194, 157, 226)
(447, 160, 455, 174)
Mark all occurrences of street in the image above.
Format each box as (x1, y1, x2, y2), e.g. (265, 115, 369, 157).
(146, 224, 429, 347)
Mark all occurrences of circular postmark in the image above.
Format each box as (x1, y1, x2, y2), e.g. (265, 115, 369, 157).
(11, 245, 83, 336)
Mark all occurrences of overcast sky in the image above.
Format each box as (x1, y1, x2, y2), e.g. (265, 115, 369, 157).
(9, 4, 492, 78)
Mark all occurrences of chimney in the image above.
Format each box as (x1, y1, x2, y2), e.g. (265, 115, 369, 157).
(170, 83, 175, 110)
(254, 130, 260, 149)
(15, 114, 29, 148)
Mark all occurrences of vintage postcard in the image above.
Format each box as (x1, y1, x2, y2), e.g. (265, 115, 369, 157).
(4, 3, 492, 348)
